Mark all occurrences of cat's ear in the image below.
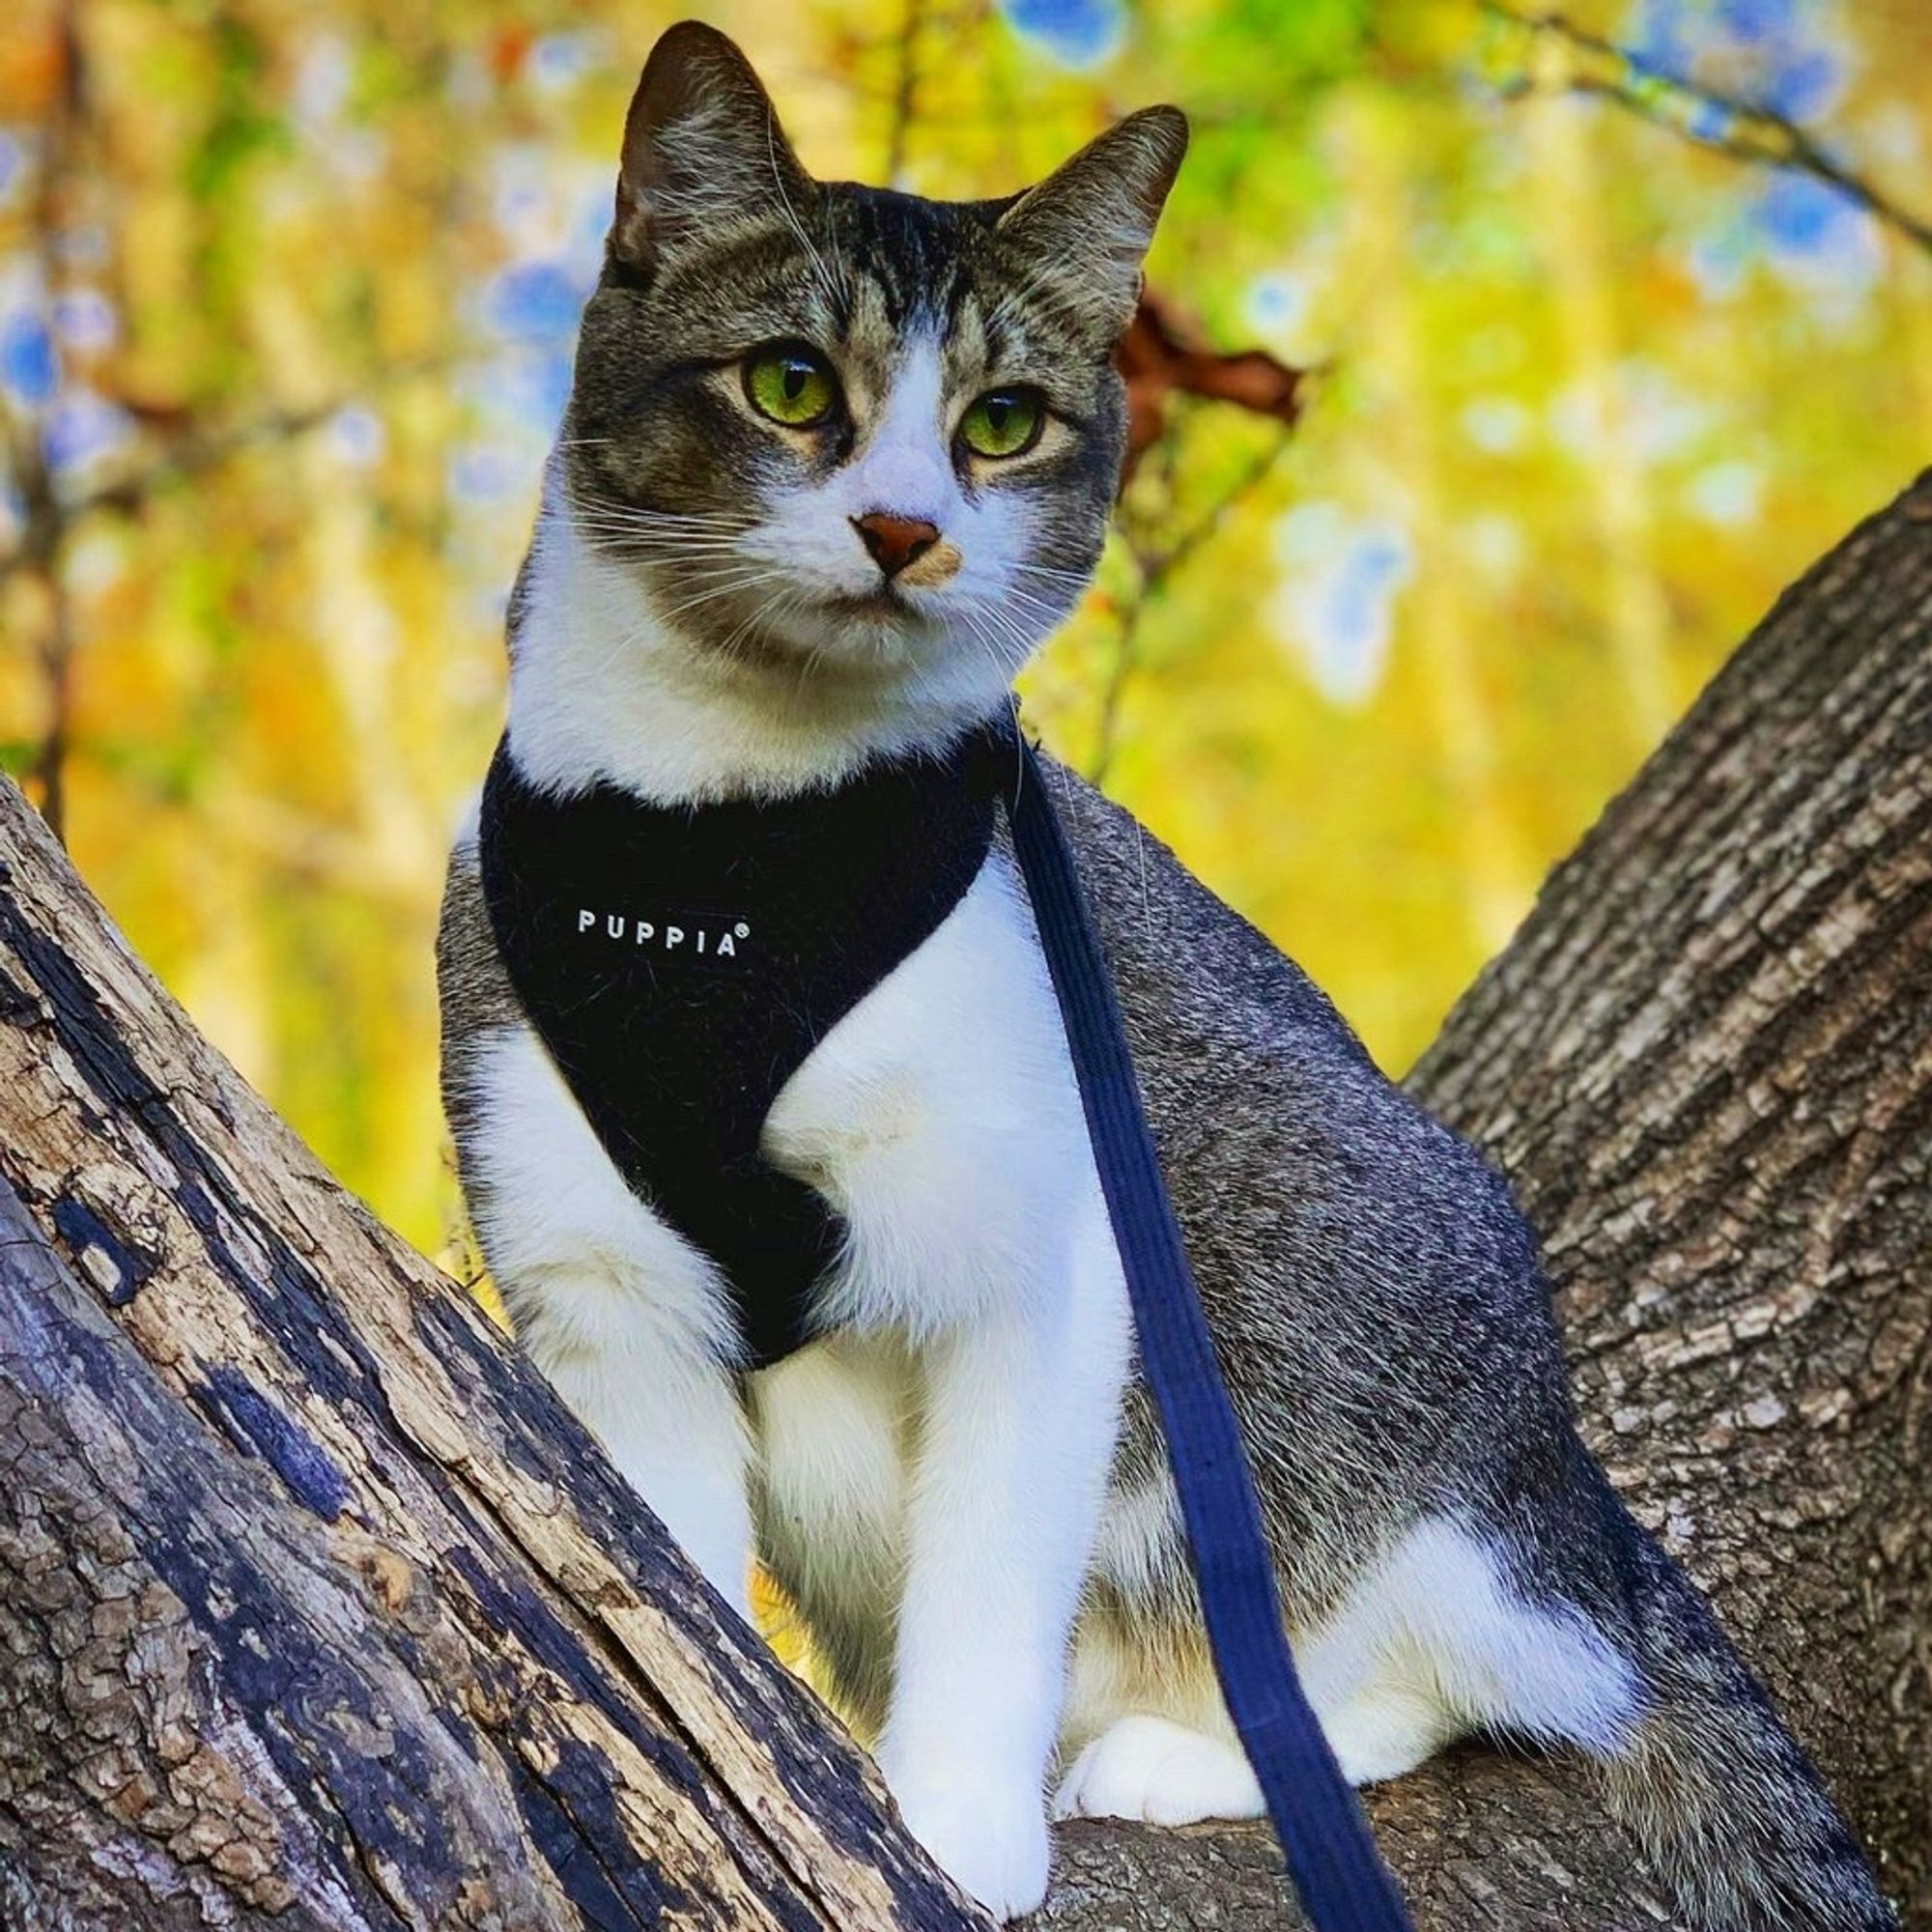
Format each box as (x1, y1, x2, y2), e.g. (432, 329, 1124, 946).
(611, 22, 813, 274)
(996, 107, 1188, 335)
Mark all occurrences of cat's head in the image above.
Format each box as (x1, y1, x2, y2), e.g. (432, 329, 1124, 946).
(556, 21, 1184, 713)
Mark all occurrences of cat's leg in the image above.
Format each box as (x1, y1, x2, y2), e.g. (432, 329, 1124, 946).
(758, 857, 1133, 1918)
(873, 1197, 1131, 1922)
(1054, 1711, 1263, 1825)
(542, 1334, 753, 1625)
(749, 1332, 915, 1739)
(1054, 1414, 1464, 1825)
(1054, 1604, 1265, 1824)
(462, 1022, 754, 1622)
(1052, 1685, 1453, 1825)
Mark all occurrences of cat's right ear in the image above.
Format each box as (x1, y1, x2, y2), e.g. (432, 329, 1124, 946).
(611, 22, 813, 275)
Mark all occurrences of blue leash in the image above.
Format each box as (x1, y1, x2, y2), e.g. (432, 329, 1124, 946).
(1001, 722, 1414, 1932)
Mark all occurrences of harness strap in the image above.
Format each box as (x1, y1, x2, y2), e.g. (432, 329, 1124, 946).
(1000, 721, 1414, 1932)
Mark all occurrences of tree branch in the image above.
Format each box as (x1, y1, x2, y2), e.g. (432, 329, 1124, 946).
(0, 761, 984, 1932)
(1482, 2, 1932, 256)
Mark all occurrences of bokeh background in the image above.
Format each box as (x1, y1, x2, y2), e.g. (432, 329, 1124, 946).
(2, 0, 1928, 1270)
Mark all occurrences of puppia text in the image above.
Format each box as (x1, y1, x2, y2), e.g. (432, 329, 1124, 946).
(576, 909, 750, 958)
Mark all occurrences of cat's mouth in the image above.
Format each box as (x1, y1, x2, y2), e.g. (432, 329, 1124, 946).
(824, 583, 915, 619)
(677, 573, 944, 675)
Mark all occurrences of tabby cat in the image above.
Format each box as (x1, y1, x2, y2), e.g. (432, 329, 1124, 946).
(438, 22, 1891, 1927)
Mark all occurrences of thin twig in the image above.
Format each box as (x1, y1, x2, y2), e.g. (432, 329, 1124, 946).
(1145, 424, 1297, 583)
(1088, 422, 1295, 786)
(1483, 2, 1932, 256)
(1088, 590, 1149, 792)
(883, 0, 927, 183)
(15, 0, 86, 843)
(0, 353, 460, 593)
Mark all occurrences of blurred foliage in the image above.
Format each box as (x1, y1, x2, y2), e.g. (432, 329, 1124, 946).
(2, 0, 1930, 1274)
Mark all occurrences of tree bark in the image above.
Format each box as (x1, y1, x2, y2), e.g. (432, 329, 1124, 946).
(1, 473, 1926, 1930)
(0, 786, 981, 1928)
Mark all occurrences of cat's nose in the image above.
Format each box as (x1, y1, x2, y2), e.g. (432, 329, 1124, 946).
(853, 511, 940, 579)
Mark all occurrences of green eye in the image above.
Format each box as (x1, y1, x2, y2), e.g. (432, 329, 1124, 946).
(745, 344, 838, 427)
(959, 387, 1044, 459)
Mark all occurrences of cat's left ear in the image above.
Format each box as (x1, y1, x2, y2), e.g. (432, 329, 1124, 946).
(996, 107, 1189, 335)
(611, 21, 814, 275)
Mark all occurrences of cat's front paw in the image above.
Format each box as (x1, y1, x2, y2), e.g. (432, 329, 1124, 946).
(1052, 1714, 1264, 1826)
(883, 1764, 1049, 1922)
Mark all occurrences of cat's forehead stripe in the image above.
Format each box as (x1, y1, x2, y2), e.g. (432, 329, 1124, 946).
(640, 179, 1087, 384)
(826, 186, 982, 334)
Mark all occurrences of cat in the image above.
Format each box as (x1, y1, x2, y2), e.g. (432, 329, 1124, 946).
(437, 21, 1892, 1928)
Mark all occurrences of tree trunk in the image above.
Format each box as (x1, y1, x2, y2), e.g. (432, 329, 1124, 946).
(0, 786, 980, 1928)
(1042, 473, 1932, 1929)
(2, 473, 1927, 1930)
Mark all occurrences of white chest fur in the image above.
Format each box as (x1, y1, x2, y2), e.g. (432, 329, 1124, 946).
(765, 850, 1104, 1335)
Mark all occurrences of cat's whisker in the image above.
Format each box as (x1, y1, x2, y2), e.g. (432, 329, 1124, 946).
(572, 526, 752, 552)
(1009, 559, 1099, 589)
(568, 518, 758, 557)
(652, 571, 786, 628)
(952, 606, 1022, 694)
(956, 588, 1055, 659)
(571, 518, 753, 546)
(579, 510, 749, 532)
(576, 531, 755, 560)
(715, 580, 801, 664)
(978, 607, 1044, 673)
(992, 583, 1072, 629)
(568, 493, 753, 533)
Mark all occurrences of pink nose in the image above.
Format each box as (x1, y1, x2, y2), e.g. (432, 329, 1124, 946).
(853, 512, 940, 578)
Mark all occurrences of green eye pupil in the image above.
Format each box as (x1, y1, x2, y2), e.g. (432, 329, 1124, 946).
(747, 346, 835, 426)
(961, 387, 1041, 458)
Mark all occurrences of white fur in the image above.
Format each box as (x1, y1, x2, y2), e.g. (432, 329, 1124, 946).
(507, 464, 1037, 805)
(732, 329, 1057, 663)
(742, 337, 963, 606)
(751, 1332, 911, 1642)
(464, 1022, 755, 1621)
(1053, 1715, 1262, 1826)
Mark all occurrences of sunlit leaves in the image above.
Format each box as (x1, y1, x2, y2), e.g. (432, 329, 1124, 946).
(0, 0, 1927, 1264)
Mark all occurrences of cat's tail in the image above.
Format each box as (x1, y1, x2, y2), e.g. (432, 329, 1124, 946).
(1577, 1511, 1895, 1931)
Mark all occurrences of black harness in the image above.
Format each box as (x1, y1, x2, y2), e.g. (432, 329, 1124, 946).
(478, 721, 1006, 1368)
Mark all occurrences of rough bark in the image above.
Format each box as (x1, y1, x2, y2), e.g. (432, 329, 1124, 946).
(0, 788, 981, 1928)
(1041, 472, 1932, 1928)
(0, 472, 1926, 1930)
